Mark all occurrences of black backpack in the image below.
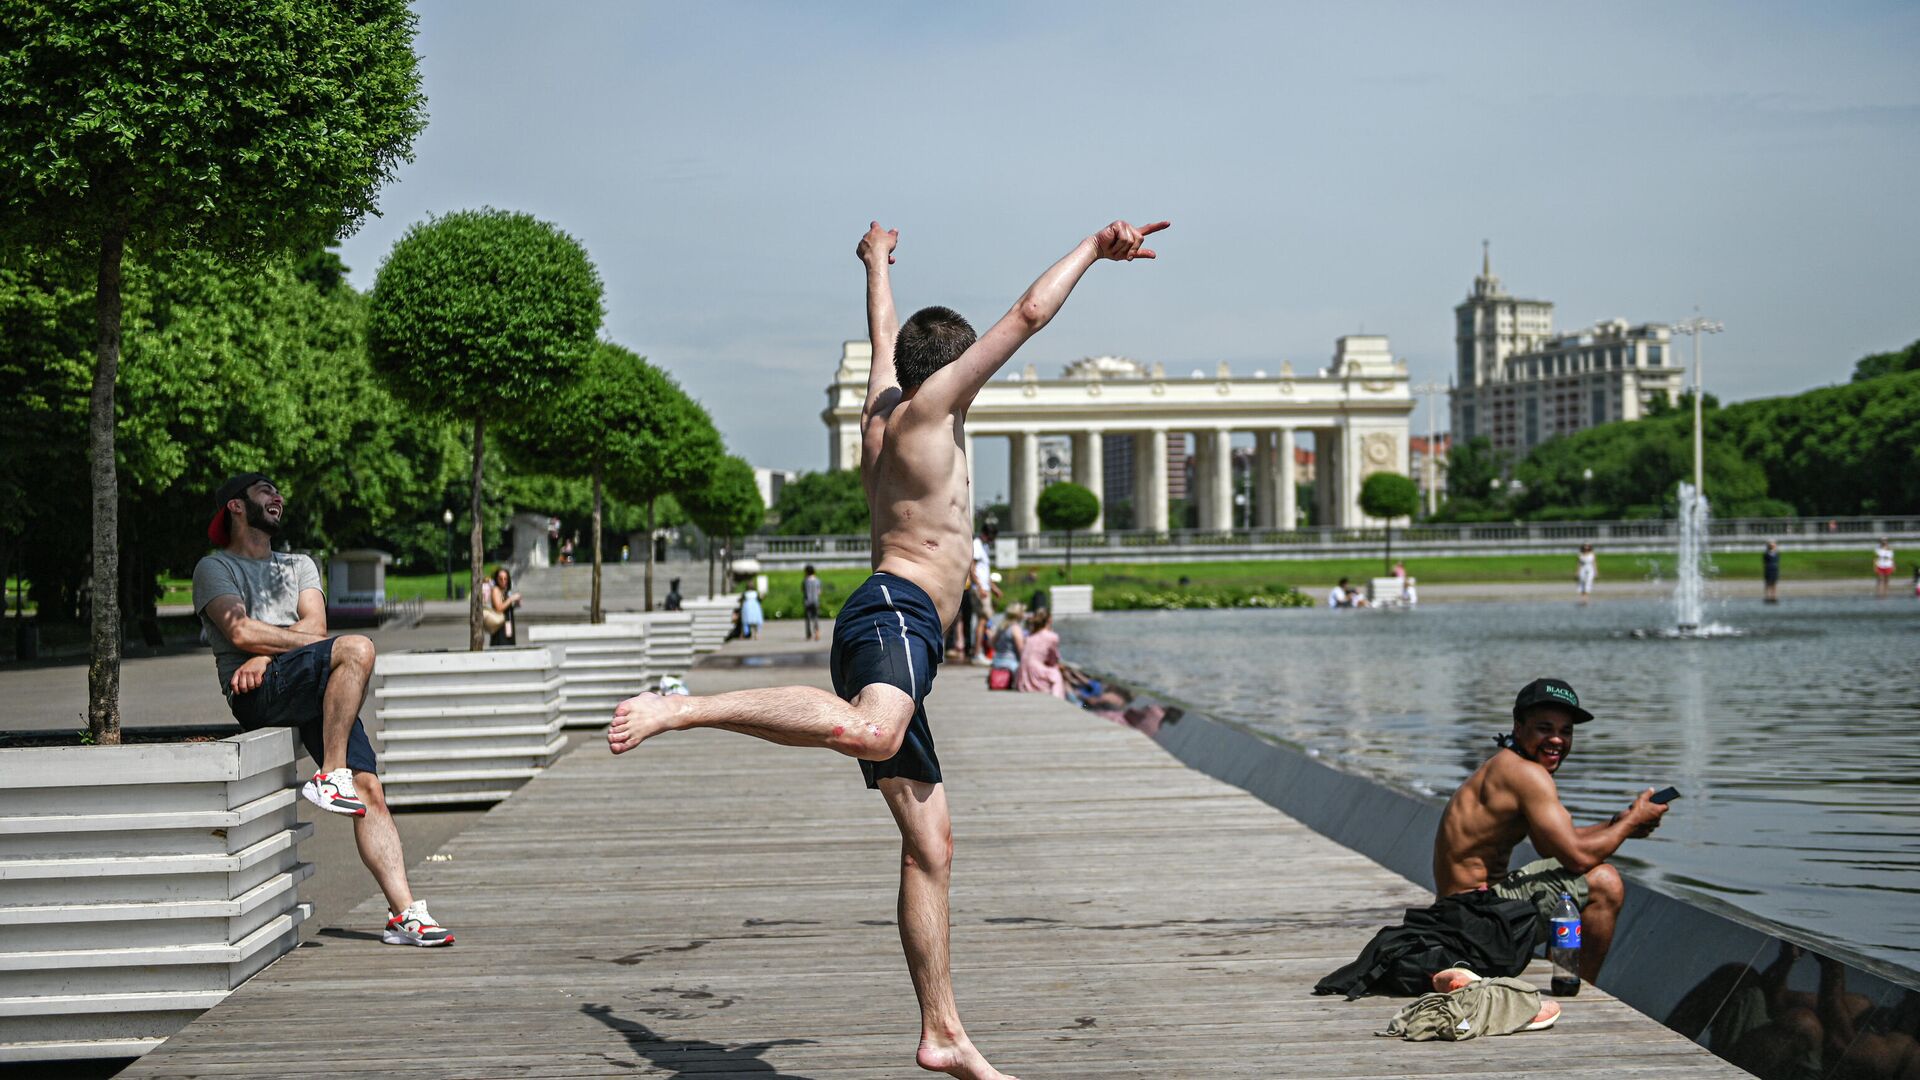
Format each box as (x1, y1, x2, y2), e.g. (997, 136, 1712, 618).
(1313, 890, 1540, 1000)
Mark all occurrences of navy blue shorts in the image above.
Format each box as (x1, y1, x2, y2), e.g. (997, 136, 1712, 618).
(228, 638, 378, 774)
(830, 573, 943, 788)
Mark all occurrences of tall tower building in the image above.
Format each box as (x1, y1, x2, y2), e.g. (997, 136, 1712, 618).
(1448, 244, 1681, 457)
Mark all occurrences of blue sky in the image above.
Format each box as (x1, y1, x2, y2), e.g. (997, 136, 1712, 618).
(338, 2, 1920, 486)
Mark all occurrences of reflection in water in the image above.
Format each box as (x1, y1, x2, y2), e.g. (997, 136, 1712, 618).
(1668, 944, 1920, 1079)
(1069, 597, 1920, 968)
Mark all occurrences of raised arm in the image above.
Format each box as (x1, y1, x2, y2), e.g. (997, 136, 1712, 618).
(1516, 771, 1666, 873)
(857, 221, 902, 421)
(914, 219, 1168, 414)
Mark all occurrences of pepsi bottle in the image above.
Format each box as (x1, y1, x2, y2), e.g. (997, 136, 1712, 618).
(1549, 892, 1582, 996)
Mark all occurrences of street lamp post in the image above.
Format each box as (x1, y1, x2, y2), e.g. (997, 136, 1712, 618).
(1411, 380, 1447, 518)
(441, 508, 455, 600)
(1669, 313, 1724, 497)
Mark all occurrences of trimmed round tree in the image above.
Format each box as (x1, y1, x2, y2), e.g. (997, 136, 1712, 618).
(1359, 471, 1420, 573)
(604, 371, 723, 610)
(368, 210, 603, 648)
(500, 342, 673, 623)
(0, 1, 425, 741)
(1036, 481, 1100, 581)
(681, 455, 766, 597)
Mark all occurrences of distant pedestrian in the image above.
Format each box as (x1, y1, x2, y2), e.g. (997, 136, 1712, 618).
(620, 544, 630, 563)
(987, 602, 1027, 690)
(480, 566, 521, 647)
(802, 564, 824, 641)
(1015, 607, 1067, 699)
(1576, 544, 1597, 604)
(560, 535, 575, 565)
(1874, 539, 1895, 598)
(1762, 541, 1781, 604)
(664, 577, 683, 612)
(740, 586, 764, 639)
(1391, 560, 1407, 581)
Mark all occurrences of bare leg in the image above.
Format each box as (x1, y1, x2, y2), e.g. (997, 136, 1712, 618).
(321, 635, 375, 773)
(351, 773, 414, 915)
(879, 779, 1016, 1080)
(1579, 862, 1625, 982)
(608, 684, 914, 760)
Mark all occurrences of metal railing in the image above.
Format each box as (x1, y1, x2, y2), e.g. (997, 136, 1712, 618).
(741, 514, 1920, 564)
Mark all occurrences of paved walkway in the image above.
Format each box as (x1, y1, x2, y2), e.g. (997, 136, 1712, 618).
(121, 648, 1741, 1079)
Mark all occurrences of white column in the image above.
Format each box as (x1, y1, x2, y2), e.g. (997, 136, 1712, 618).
(1212, 428, 1235, 530)
(1011, 431, 1038, 534)
(1188, 431, 1210, 529)
(1071, 430, 1105, 532)
(1313, 429, 1332, 526)
(1145, 429, 1168, 533)
(1253, 431, 1276, 528)
(1278, 428, 1297, 529)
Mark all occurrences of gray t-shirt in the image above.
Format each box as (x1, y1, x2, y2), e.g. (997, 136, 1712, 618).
(803, 575, 822, 606)
(192, 550, 323, 690)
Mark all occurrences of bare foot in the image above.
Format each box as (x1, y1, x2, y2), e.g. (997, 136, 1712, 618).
(607, 692, 676, 754)
(918, 1037, 1017, 1080)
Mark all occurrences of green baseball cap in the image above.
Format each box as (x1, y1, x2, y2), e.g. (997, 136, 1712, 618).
(1512, 678, 1593, 724)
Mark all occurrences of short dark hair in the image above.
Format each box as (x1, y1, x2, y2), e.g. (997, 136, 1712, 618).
(894, 306, 976, 390)
(804, 564, 816, 576)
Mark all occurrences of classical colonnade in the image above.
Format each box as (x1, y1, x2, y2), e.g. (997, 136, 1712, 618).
(823, 339, 1415, 532)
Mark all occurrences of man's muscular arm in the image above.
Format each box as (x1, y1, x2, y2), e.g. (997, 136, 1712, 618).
(203, 594, 326, 657)
(290, 587, 327, 637)
(912, 219, 1168, 416)
(857, 221, 901, 421)
(1514, 769, 1667, 873)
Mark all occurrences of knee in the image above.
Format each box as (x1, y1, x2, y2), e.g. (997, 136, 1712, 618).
(904, 830, 953, 876)
(355, 773, 388, 814)
(333, 634, 376, 671)
(1584, 862, 1624, 908)
(840, 695, 912, 761)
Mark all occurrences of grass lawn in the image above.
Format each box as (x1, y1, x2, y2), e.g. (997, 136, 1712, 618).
(756, 550, 1876, 617)
(148, 570, 457, 609)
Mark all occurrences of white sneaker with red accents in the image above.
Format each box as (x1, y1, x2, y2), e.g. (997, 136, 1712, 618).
(301, 768, 366, 816)
(383, 900, 454, 947)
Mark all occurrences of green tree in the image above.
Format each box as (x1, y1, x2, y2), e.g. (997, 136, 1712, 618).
(681, 456, 766, 597)
(602, 370, 723, 609)
(774, 469, 870, 535)
(1036, 481, 1100, 581)
(0, 0, 426, 739)
(368, 210, 604, 646)
(501, 342, 697, 622)
(1358, 471, 1418, 572)
(1437, 437, 1508, 520)
(1852, 340, 1920, 382)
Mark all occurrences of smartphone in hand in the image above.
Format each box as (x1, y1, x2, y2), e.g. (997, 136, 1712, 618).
(1650, 786, 1681, 804)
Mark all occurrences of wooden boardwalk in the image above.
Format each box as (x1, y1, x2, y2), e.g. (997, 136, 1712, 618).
(124, 651, 1743, 1079)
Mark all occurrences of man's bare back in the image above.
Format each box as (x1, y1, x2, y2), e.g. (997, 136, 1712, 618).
(855, 219, 1167, 627)
(1433, 747, 1540, 894)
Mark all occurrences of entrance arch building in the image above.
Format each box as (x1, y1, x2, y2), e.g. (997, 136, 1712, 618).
(822, 337, 1415, 531)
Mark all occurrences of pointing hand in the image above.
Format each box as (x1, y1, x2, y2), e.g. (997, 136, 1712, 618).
(1094, 219, 1170, 262)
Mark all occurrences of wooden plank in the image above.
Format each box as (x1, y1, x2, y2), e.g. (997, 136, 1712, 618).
(121, 652, 1744, 1078)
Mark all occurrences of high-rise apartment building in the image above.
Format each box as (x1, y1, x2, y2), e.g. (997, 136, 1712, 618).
(1450, 246, 1684, 457)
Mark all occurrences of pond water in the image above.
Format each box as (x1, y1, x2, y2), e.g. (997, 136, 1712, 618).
(1066, 594, 1920, 970)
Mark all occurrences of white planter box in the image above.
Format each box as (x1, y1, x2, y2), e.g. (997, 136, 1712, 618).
(607, 612, 696, 679)
(0, 729, 312, 1064)
(1050, 584, 1095, 616)
(370, 650, 565, 807)
(522, 623, 651, 730)
(678, 598, 735, 653)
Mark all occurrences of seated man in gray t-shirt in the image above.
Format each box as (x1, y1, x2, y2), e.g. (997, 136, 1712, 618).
(193, 473, 451, 947)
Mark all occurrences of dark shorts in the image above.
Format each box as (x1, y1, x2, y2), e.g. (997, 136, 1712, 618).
(830, 573, 943, 789)
(227, 638, 378, 774)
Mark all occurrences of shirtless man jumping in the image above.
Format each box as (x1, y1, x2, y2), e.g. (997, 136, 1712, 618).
(609, 217, 1167, 1079)
(1432, 678, 1669, 984)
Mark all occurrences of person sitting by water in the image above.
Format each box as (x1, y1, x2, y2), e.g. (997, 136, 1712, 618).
(1015, 606, 1068, 699)
(1432, 678, 1670, 985)
(986, 601, 1026, 690)
(1327, 577, 1354, 608)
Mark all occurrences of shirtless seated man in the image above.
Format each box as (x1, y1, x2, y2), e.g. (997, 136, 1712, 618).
(608, 216, 1167, 1079)
(1432, 678, 1669, 984)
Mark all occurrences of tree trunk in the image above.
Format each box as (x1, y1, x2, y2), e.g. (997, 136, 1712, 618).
(644, 499, 656, 611)
(590, 463, 605, 624)
(1384, 524, 1393, 576)
(88, 228, 126, 745)
(469, 415, 486, 651)
(706, 534, 716, 599)
(1065, 529, 1074, 581)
